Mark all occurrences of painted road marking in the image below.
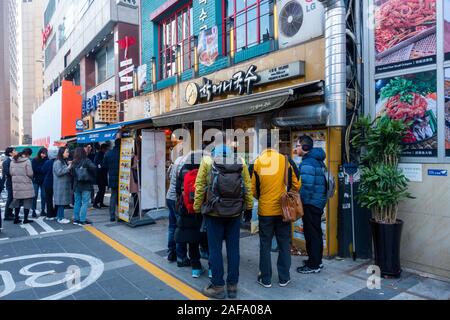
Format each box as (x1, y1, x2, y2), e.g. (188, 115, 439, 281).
(34, 217, 63, 234)
(20, 224, 39, 236)
(84, 226, 208, 300)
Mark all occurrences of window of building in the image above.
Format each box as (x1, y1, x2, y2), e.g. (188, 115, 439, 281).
(159, 2, 194, 80)
(45, 35, 57, 67)
(95, 40, 115, 85)
(224, 0, 274, 54)
(44, 0, 56, 26)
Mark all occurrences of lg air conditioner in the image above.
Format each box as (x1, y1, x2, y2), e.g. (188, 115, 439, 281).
(277, 0, 324, 49)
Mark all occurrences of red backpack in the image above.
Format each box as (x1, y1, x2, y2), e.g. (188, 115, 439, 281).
(182, 169, 199, 214)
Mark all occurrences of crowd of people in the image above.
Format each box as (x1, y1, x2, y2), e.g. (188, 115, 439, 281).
(1, 141, 120, 227)
(165, 133, 328, 299)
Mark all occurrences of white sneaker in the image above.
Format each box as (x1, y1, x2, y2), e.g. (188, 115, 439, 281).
(57, 218, 70, 224)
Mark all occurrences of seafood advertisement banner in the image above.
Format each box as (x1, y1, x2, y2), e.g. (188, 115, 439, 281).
(445, 68, 450, 156)
(445, 0, 450, 60)
(198, 26, 219, 67)
(375, 70, 438, 157)
(374, 0, 436, 73)
(118, 137, 135, 222)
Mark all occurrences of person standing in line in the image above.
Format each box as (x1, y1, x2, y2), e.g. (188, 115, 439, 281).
(166, 152, 189, 265)
(93, 143, 109, 209)
(84, 144, 96, 205)
(53, 147, 73, 224)
(31, 148, 49, 218)
(103, 139, 121, 222)
(194, 137, 254, 300)
(9, 148, 35, 224)
(295, 135, 328, 274)
(42, 150, 57, 221)
(71, 147, 97, 226)
(2, 147, 17, 221)
(252, 134, 300, 288)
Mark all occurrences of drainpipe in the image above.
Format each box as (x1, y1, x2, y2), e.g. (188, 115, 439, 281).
(318, 0, 347, 127)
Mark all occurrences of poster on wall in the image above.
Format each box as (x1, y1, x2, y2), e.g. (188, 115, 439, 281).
(291, 130, 327, 250)
(374, 0, 436, 73)
(118, 137, 135, 222)
(375, 70, 438, 157)
(445, 0, 450, 60)
(198, 26, 219, 67)
(445, 68, 450, 156)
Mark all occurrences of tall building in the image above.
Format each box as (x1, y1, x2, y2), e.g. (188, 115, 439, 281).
(21, 0, 45, 145)
(0, 0, 20, 150)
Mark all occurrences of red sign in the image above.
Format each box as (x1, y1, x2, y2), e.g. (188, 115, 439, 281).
(42, 24, 53, 48)
(117, 36, 136, 59)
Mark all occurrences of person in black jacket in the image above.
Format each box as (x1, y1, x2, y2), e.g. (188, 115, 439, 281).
(2, 147, 17, 221)
(103, 139, 120, 222)
(31, 148, 48, 218)
(93, 143, 110, 209)
(42, 151, 56, 220)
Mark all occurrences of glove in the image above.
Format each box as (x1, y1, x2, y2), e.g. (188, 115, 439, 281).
(243, 210, 253, 223)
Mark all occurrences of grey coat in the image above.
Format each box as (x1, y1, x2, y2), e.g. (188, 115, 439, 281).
(53, 159, 72, 206)
(10, 157, 35, 200)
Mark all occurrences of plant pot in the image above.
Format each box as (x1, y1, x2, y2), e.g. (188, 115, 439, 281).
(370, 219, 403, 278)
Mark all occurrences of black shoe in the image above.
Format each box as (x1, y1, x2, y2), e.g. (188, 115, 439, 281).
(40, 211, 47, 217)
(100, 204, 109, 208)
(93, 204, 101, 209)
(14, 219, 22, 224)
(177, 259, 191, 268)
(257, 274, 272, 288)
(110, 217, 116, 222)
(167, 251, 177, 263)
(23, 219, 34, 224)
(302, 260, 324, 269)
(32, 211, 37, 218)
(297, 265, 321, 274)
(84, 219, 93, 225)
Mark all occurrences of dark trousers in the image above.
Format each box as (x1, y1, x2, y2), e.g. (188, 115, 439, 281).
(15, 208, 29, 221)
(109, 188, 118, 219)
(45, 186, 55, 218)
(167, 199, 187, 260)
(188, 242, 201, 270)
(5, 186, 14, 218)
(205, 216, 241, 287)
(258, 215, 292, 284)
(302, 204, 324, 269)
(132, 193, 140, 217)
(94, 183, 106, 206)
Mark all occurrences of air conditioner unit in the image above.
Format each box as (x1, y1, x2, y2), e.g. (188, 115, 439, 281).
(277, 0, 324, 49)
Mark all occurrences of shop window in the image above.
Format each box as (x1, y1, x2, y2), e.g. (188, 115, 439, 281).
(223, 0, 274, 54)
(159, 3, 194, 80)
(44, 36, 57, 67)
(95, 40, 115, 85)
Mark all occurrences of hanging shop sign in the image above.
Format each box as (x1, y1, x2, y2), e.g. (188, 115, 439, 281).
(445, 0, 450, 60)
(75, 119, 84, 131)
(198, 26, 219, 67)
(42, 24, 53, 48)
(375, 70, 437, 158)
(374, 0, 437, 73)
(137, 64, 147, 93)
(82, 91, 109, 115)
(120, 59, 133, 68)
(118, 137, 135, 223)
(198, 0, 209, 32)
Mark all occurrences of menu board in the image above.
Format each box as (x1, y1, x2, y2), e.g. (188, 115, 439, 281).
(291, 130, 328, 250)
(445, 68, 450, 156)
(375, 70, 438, 157)
(118, 137, 135, 222)
(445, 0, 450, 60)
(374, 0, 436, 73)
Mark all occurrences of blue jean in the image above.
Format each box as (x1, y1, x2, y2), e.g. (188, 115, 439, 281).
(205, 216, 241, 287)
(56, 206, 65, 220)
(32, 183, 46, 212)
(167, 199, 187, 260)
(74, 191, 91, 223)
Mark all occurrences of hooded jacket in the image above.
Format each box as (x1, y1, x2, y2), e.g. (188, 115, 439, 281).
(32, 157, 48, 185)
(103, 144, 120, 189)
(10, 157, 35, 199)
(299, 148, 327, 210)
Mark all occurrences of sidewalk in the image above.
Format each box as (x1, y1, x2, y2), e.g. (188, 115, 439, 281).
(84, 203, 450, 300)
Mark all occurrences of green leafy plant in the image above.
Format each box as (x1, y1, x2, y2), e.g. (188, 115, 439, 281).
(351, 115, 414, 224)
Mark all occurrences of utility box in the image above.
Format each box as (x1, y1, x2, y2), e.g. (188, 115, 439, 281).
(337, 163, 372, 260)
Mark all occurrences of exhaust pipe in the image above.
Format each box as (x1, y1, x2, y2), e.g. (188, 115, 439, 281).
(318, 0, 347, 127)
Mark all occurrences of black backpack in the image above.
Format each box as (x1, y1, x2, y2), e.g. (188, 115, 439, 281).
(202, 156, 245, 217)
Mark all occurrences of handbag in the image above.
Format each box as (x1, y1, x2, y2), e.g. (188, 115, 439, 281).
(75, 161, 92, 183)
(280, 156, 304, 222)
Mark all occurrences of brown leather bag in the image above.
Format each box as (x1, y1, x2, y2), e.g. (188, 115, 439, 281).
(280, 156, 304, 222)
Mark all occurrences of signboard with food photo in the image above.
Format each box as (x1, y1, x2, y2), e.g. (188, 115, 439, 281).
(445, 68, 450, 156)
(374, 0, 436, 73)
(375, 70, 438, 157)
(198, 26, 219, 67)
(445, 0, 450, 60)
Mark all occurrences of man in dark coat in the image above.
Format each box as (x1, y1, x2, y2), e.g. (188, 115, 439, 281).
(2, 147, 16, 221)
(93, 143, 110, 209)
(103, 139, 120, 222)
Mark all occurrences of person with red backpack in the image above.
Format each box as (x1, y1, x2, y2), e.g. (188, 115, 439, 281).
(175, 150, 209, 278)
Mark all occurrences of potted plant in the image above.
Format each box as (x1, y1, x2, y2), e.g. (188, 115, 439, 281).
(351, 115, 413, 278)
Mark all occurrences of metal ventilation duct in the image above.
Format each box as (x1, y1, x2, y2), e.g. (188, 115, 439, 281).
(272, 104, 330, 127)
(318, 0, 347, 127)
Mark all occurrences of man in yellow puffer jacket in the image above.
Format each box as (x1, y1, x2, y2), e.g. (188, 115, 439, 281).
(252, 139, 300, 288)
(194, 143, 253, 300)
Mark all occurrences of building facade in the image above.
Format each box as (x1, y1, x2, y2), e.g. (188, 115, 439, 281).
(0, 0, 20, 150)
(21, 0, 45, 145)
(33, 0, 140, 146)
